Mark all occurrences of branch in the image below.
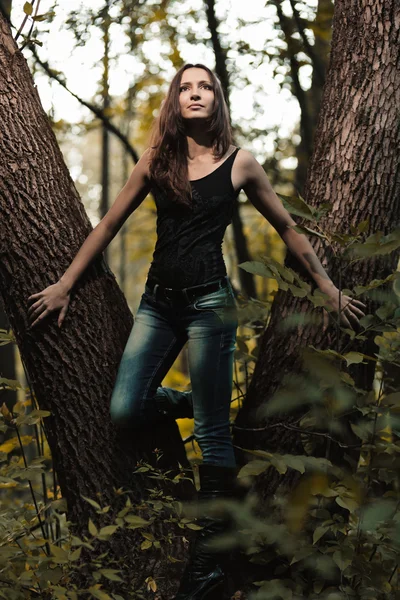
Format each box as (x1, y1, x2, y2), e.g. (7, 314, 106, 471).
(289, 0, 325, 87)
(30, 45, 140, 163)
(232, 421, 361, 449)
(274, 0, 313, 160)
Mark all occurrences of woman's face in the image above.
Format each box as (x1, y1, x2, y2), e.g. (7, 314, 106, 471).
(178, 67, 215, 122)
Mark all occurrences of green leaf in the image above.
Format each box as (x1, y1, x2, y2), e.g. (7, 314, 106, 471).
(238, 260, 276, 279)
(381, 392, 400, 407)
(0, 377, 23, 390)
(287, 283, 308, 298)
(313, 525, 329, 544)
(269, 455, 287, 474)
(237, 460, 269, 478)
(277, 193, 315, 220)
(290, 547, 314, 565)
(81, 495, 102, 510)
(98, 569, 123, 582)
(343, 351, 365, 366)
(313, 581, 325, 594)
(32, 13, 48, 21)
(357, 218, 370, 234)
(98, 525, 118, 538)
(283, 456, 305, 474)
(350, 421, 373, 441)
(300, 456, 333, 472)
(124, 515, 150, 528)
(336, 496, 359, 512)
(262, 256, 294, 282)
(38, 567, 63, 585)
(332, 549, 352, 571)
(133, 466, 150, 473)
(376, 302, 396, 320)
(354, 272, 398, 294)
(49, 544, 69, 564)
(87, 588, 112, 600)
(69, 547, 82, 561)
(186, 522, 203, 530)
(51, 498, 68, 512)
(350, 227, 400, 258)
(289, 224, 327, 239)
(141, 540, 152, 550)
(88, 518, 98, 536)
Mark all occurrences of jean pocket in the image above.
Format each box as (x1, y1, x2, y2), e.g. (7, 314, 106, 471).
(193, 285, 235, 310)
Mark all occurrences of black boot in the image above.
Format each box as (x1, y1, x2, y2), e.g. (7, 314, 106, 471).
(173, 463, 237, 600)
(155, 386, 193, 419)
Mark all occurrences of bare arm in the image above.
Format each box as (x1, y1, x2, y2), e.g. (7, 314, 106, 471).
(60, 149, 151, 293)
(28, 149, 151, 328)
(237, 149, 366, 327)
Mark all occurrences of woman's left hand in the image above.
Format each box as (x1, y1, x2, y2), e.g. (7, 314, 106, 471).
(322, 285, 367, 330)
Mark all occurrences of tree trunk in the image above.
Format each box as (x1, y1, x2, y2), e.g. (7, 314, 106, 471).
(100, 2, 111, 264)
(290, 0, 333, 195)
(204, 0, 258, 301)
(233, 0, 400, 497)
(0, 13, 191, 595)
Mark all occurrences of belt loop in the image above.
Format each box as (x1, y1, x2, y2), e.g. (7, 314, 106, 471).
(154, 283, 159, 302)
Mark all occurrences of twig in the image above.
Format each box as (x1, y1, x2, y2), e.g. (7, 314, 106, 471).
(14, 0, 36, 41)
(29, 45, 140, 163)
(19, 0, 41, 51)
(14, 425, 50, 556)
(232, 420, 361, 449)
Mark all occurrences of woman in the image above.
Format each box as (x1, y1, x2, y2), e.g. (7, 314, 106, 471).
(27, 64, 366, 599)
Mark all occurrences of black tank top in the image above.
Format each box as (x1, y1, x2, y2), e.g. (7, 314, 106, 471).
(145, 147, 240, 289)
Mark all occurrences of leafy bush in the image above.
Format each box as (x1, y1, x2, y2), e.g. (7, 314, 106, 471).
(1, 194, 400, 598)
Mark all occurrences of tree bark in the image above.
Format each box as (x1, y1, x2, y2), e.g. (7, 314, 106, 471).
(233, 0, 400, 497)
(100, 1, 111, 264)
(0, 12, 191, 595)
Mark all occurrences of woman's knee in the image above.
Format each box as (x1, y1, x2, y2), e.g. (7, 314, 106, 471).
(109, 394, 143, 429)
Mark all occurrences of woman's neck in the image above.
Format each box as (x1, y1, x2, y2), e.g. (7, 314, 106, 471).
(185, 125, 214, 159)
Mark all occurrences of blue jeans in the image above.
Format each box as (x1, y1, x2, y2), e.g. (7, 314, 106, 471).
(109, 276, 238, 468)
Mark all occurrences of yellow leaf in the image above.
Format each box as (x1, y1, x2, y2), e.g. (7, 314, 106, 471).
(0, 402, 13, 420)
(23, 2, 33, 15)
(0, 435, 33, 454)
(145, 576, 157, 592)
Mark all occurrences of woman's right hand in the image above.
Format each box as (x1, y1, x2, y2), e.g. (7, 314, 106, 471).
(27, 280, 71, 329)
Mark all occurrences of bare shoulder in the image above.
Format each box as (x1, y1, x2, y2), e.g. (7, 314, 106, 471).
(138, 147, 152, 179)
(234, 148, 263, 187)
(124, 147, 152, 190)
(235, 148, 257, 167)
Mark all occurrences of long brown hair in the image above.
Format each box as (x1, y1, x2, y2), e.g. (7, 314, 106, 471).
(148, 64, 232, 207)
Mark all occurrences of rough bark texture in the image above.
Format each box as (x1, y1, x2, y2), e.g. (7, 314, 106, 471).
(233, 0, 400, 500)
(0, 14, 191, 595)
